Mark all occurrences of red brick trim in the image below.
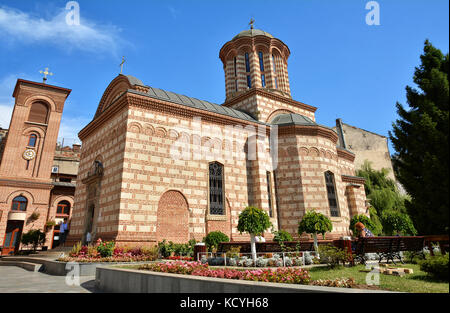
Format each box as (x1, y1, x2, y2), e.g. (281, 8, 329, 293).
(278, 125, 339, 143)
(337, 147, 355, 162)
(222, 88, 317, 113)
(342, 175, 365, 185)
(13, 79, 71, 98)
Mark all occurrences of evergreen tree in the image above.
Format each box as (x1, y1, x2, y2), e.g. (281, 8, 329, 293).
(389, 40, 449, 235)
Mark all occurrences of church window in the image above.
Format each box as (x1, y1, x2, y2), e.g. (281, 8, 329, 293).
(234, 57, 237, 77)
(209, 162, 225, 215)
(261, 74, 266, 87)
(259, 52, 265, 71)
(245, 52, 250, 72)
(247, 75, 252, 88)
(266, 171, 273, 217)
(28, 134, 37, 147)
(325, 171, 340, 217)
(235, 80, 238, 92)
(11, 196, 27, 211)
(28, 101, 48, 124)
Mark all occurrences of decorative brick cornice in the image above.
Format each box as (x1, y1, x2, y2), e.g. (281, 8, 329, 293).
(0, 178, 53, 190)
(222, 88, 317, 113)
(278, 124, 339, 143)
(342, 175, 366, 185)
(12, 79, 71, 98)
(336, 147, 355, 162)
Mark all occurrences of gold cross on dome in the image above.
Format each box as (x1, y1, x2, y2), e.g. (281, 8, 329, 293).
(119, 56, 125, 74)
(39, 67, 53, 83)
(249, 18, 255, 29)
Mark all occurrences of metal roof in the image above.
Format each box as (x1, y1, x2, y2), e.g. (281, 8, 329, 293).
(232, 29, 274, 40)
(127, 80, 259, 123)
(270, 113, 317, 126)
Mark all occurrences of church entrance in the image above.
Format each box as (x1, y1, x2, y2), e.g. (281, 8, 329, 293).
(2, 220, 24, 255)
(157, 190, 189, 243)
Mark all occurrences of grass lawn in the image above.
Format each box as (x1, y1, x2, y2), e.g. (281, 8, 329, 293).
(307, 263, 449, 293)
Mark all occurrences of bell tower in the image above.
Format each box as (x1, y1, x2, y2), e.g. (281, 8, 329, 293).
(0, 78, 71, 181)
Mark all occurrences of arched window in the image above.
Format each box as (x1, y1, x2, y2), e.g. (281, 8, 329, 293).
(245, 52, 250, 72)
(56, 200, 70, 216)
(11, 196, 28, 211)
(272, 54, 278, 89)
(325, 171, 340, 217)
(28, 101, 49, 124)
(28, 134, 37, 147)
(209, 162, 224, 215)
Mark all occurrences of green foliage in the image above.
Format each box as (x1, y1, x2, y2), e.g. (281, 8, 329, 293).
(381, 209, 417, 235)
(273, 230, 293, 243)
(203, 231, 229, 252)
(419, 253, 449, 281)
(157, 239, 197, 258)
(20, 229, 46, 251)
(318, 245, 351, 268)
(298, 210, 332, 238)
(349, 214, 375, 236)
(356, 161, 416, 235)
(96, 240, 115, 257)
(389, 40, 449, 235)
(237, 206, 272, 236)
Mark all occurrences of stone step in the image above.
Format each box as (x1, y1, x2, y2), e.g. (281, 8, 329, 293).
(0, 260, 43, 272)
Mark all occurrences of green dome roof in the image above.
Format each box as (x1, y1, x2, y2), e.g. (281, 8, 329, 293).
(232, 28, 274, 40)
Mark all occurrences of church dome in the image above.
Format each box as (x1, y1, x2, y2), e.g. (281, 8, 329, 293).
(232, 28, 274, 40)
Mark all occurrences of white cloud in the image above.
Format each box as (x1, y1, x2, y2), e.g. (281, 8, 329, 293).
(0, 6, 126, 55)
(57, 115, 90, 145)
(0, 103, 13, 129)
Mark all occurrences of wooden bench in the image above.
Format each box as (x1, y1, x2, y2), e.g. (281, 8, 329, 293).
(353, 236, 425, 265)
(424, 235, 449, 255)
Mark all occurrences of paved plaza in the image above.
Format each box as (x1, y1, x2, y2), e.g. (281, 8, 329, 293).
(0, 266, 97, 293)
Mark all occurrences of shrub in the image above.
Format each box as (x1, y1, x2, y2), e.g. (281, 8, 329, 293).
(318, 245, 350, 268)
(419, 253, 449, 281)
(96, 240, 115, 257)
(21, 229, 46, 251)
(381, 209, 417, 235)
(204, 231, 229, 252)
(311, 278, 356, 288)
(273, 230, 293, 243)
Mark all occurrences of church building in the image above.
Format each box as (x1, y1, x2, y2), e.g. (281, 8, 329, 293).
(67, 26, 368, 246)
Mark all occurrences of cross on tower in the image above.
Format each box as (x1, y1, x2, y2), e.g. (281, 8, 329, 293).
(39, 67, 53, 83)
(249, 18, 255, 29)
(119, 56, 125, 74)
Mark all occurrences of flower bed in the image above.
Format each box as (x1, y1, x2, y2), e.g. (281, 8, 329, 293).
(138, 261, 311, 285)
(57, 239, 158, 263)
(164, 256, 194, 261)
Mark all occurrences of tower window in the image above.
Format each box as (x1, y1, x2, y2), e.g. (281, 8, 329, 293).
(245, 52, 250, 73)
(28, 101, 48, 124)
(266, 171, 273, 217)
(272, 54, 278, 89)
(258, 52, 265, 71)
(261, 74, 266, 87)
(11, 196, 27, 211)
(325, 171, 340, 217)
(235, 80, 238, 92)
(234, 57, 237, 77)
(28, 134, 37, 147)
(246, 75, 252, 88)
(209, 162, 225, 215)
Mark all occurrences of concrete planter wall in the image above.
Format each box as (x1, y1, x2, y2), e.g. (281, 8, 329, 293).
(95, 266, 392, 293)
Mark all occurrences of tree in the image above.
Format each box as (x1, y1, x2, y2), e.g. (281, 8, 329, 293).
(237, 206, 272, 262)
(298, 210, 332, 252)
(356, 160, 409, 234)
(203, 231, 229, 252)
(381, 210, 417, 236)
(21, 229, 46, 252)
(389, 40, 449, 235)
(272, 229, 293, 243)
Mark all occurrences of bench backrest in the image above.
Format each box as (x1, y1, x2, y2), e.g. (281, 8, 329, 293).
(355, 236, 425, 254)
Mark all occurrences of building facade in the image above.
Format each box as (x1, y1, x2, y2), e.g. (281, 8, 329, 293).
(67, 27, 368, 247)
(0, 79, 79, 255)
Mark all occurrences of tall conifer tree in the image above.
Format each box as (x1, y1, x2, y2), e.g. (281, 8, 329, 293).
(389, 40, 449, 235)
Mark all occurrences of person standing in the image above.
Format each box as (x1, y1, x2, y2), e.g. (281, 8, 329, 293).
(59, 218, 69, 247)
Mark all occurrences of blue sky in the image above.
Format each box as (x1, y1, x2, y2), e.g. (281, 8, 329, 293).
(0, 0, 448, 153)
